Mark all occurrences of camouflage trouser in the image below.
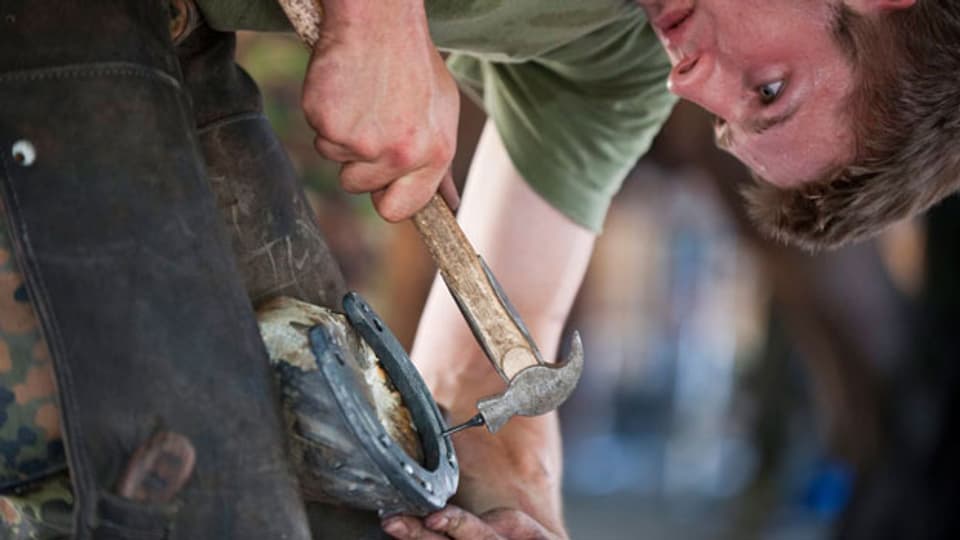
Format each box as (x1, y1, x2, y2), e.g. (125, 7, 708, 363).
(0, 202, 61, 487)
(0, 204, 71, 539)
(0, 473, 71, 540)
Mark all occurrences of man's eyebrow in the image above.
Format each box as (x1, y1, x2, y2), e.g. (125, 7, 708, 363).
(747, 103, 802, 134)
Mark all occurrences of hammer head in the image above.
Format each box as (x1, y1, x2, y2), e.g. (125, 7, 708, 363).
(475, 331, 584, 433)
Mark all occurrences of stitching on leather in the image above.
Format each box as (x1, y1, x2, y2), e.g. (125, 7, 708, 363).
(93, 491, 176, 539)
(93, 519, 169, 540)
(0, 62, 182, 91)
(196, 112, 266, 134)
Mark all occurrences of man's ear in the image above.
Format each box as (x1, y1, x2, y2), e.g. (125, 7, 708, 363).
(846, 0, 917, 14)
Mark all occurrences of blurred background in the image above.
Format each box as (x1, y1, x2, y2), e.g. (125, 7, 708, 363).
(237, 34, 960, 540)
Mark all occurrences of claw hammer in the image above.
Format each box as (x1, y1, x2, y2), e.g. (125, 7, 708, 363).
(277, 0, 585, 435)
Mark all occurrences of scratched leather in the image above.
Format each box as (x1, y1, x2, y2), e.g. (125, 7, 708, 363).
(180, 25, 348, 310)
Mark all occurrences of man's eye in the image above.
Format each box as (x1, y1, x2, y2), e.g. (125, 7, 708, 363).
(758, 80, 785, 105)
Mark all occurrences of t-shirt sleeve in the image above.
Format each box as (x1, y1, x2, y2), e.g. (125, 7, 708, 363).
(447, 12, 676, 232)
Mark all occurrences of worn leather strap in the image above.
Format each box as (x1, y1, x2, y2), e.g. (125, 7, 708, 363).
(169, 0, 203, 46)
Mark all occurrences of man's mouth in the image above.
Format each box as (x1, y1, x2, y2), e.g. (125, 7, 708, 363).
(653, 7, 694, 45)
(675, 56, 699, 75)
(654, 7, 693, 32)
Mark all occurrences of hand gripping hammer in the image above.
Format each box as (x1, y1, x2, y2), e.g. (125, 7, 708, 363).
(276, 0, 585, 436)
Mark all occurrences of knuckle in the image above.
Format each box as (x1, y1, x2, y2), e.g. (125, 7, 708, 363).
(300, 92, 318, 119)
(486, 509, 520, 528)
(339, 179, 359, 194)
(304, 108, 339, 140)
(446, 510, 468, 532)
(376, 199, 407, 223)
(431, 137, 455, 165)
(313, 137, 335, 159)
(340, 181, 368, 195)
(349, 135, 380, 160)
(339, 170, 365, 193)
(302, 106, 347, 146)
(301, 91, 329, 126)
(387, 141, 418, 169)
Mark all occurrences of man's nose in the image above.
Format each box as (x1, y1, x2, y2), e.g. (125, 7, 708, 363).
(668, 55, 740, 122)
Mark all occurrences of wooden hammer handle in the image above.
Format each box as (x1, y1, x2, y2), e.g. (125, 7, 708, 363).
(277, 0, 324, 48)
(412, 196, 539, 380)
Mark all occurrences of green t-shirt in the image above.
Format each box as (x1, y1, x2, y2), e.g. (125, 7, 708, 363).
(196, 0, 677, 231)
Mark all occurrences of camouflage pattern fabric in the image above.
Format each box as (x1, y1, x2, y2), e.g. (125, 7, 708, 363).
(0, 201, 64, 486)
(0, 473, 72, 540)
(0, 202, 71, 538)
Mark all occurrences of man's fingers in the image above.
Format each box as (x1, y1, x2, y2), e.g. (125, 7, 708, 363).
(437, 172, 460, 211)
(425, 506, 502, 540)
(382, 516, 448, 540)
(340, 161, 426, 193)
(339, 161, 399, 194)
(370, 169, 442, 222)
(381, 507, 560, 540)
(314, 137, 360, 163)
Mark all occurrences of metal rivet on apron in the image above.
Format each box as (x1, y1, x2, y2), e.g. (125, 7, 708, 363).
(169, 0, 201, 46)
(11, 140, 35, 166)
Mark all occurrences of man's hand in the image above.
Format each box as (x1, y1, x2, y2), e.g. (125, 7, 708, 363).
(382, 505, 565, 540)
(301, 0, 460, 222)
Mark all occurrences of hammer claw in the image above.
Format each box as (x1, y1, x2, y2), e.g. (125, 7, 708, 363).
(476, 330, 584, 433)
(561, 330, 584, 370)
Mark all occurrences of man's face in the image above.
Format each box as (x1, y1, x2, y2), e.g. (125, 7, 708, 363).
(638, 0, 855, 187)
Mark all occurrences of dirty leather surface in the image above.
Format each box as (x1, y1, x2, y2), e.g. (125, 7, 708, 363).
(178, 24, 389, 539)
(202, 115, 349, 308)
(0, 1, 311, 538)
(181, 25, 348, 310)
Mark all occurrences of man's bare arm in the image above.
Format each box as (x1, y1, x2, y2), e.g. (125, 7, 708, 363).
(301, 0, 460, 221)
(400, 120, 596, 536)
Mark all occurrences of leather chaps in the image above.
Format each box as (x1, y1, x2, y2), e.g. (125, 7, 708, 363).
(0, 2, 318, 537)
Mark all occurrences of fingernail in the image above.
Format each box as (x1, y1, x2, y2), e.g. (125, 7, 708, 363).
(383, 519, 408, 537)
(426, 515, 449, 530)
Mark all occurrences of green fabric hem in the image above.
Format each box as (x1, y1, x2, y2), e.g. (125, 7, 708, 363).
(492, 109, 616, 233)
(450, 54, 616, 233)
(195, 0, 293, 33)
